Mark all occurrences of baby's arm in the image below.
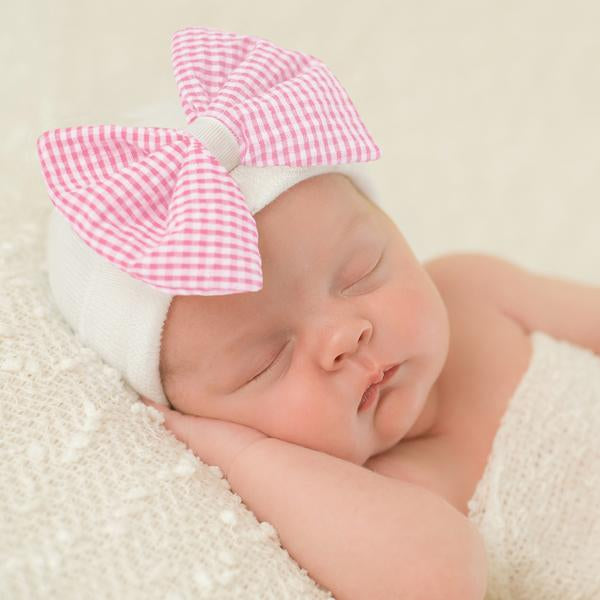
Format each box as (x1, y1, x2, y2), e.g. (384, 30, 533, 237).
(229, 438, 487, 600)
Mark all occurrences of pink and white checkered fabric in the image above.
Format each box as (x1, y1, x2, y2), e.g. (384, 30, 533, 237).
(37, 26, 380, 295)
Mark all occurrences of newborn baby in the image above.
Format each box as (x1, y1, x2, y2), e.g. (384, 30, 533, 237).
(39, 25, 600, 600)
(155, 174, 600, 598)
(152, 171, 600, 600)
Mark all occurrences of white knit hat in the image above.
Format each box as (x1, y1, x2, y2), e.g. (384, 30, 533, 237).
(45, 116, 382, 406)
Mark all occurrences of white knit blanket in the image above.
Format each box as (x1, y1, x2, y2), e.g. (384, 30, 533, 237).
(0, 206, 333, 599)
(467, 331, 600, 599)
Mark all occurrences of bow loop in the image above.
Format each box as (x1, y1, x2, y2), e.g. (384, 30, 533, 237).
(37, 125, 262, 295)
(171, 26, 381, 167)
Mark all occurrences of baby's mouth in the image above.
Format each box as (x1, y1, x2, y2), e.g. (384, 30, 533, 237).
(358, 364, 401, 411)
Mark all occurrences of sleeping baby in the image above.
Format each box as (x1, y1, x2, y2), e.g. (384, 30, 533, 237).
(39, 26, 600, 600)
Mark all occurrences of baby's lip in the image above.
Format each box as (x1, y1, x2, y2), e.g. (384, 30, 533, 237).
(380, 363, 401, 386)
(358, 363, 401, 409)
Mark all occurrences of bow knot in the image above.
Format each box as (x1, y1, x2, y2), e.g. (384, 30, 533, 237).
(185, 116, 241, 172)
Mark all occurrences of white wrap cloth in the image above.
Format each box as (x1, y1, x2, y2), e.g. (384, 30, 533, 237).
(467, 331, 600, 599)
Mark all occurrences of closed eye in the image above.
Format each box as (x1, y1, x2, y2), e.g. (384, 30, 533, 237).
(246, 345, 286, 384)
(344, 251, 385, 292)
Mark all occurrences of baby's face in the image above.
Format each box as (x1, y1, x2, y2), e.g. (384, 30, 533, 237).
(159, 173, 449, 465)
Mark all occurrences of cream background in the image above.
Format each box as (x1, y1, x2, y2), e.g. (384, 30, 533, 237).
(2, 0, 599, 284)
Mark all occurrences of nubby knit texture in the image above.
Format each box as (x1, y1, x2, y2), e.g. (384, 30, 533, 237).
(467, 331, 600, 599)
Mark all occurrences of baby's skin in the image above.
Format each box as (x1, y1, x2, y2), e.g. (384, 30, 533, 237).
(142, 172, 600, 599)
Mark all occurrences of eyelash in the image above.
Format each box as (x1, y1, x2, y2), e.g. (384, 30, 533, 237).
(248, 348, 284, 384)
(346, 252, 384, 290)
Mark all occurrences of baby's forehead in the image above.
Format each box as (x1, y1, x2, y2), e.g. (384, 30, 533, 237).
(259, 178, 382, 239)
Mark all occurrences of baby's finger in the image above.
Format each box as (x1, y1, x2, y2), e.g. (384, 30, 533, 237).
(139, 395, 170, 413)
(138, 395, 187, 437)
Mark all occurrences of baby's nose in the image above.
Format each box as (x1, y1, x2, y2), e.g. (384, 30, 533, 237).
(318, 318, 373, 371)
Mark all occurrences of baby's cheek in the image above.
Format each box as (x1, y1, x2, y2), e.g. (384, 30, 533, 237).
(278, 391, 323, 434)
(265, 388, 329, 439)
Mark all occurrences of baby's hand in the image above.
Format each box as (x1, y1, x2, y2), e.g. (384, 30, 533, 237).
(139, 397, 267, 478)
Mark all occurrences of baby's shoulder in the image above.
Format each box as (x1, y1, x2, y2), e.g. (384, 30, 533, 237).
(423, 251, 509, 304)
(425, 251, 600, 356)
(422, 252, 531, 394)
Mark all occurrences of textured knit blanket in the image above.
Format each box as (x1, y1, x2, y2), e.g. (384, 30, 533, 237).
(0, 205, 332, 599)
(467, 331, 600, 599)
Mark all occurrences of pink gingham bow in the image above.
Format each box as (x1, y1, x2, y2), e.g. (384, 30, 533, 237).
(36, 26, 380, 295)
